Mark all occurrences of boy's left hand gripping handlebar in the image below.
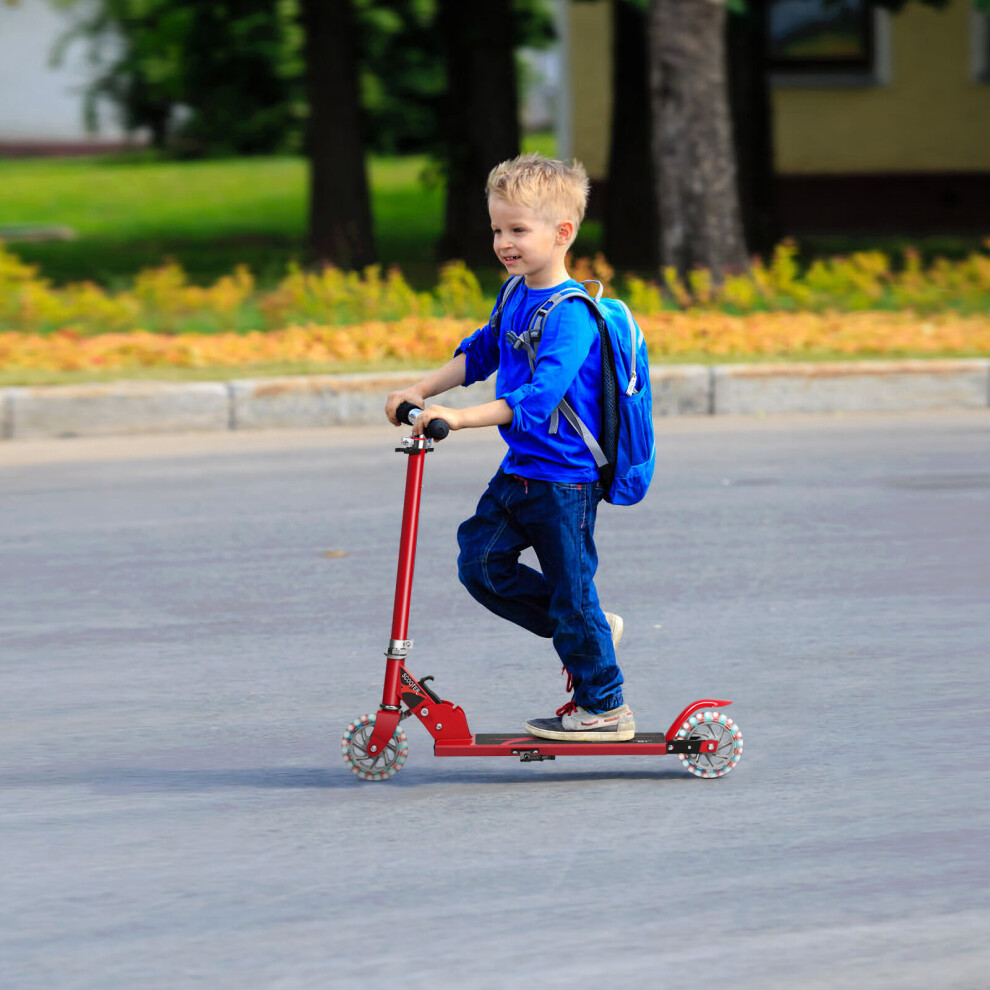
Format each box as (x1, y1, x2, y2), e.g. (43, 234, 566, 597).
(396, 401, 450, 441)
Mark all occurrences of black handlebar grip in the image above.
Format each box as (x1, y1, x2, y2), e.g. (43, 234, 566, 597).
(396, 401, 450, 441)
(426, 418, 450, 441)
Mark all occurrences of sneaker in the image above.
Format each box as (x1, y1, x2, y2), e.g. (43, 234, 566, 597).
(604, 611, 624, 650)
(525, 701, 636, 742)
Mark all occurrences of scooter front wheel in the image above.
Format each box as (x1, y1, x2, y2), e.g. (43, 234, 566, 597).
(676, 710, 743, 778)
(341, 714, 409, 780)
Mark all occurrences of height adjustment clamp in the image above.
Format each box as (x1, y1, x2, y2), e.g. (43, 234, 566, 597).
(395, 436, 433, 455)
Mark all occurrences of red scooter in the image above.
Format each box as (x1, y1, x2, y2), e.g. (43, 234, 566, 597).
(341, 404, 744, 781)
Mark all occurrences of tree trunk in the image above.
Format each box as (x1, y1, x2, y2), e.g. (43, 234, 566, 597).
(603, 0, 659, 271)
(437, 0, 520, 266)
(727, 0, 778, 258)
(647, 0, 748, 281)
(300, 0, 376, 270)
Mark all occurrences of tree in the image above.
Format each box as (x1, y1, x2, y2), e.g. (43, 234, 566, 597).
(602, 0, 659, 270)
(435, 0, 556, 265)
(647, 0, 748, 280)
(53, 0, 552, 270)
(300, 0, 376, 269)
(54, 0, 304, 156)
(355, 0, 445, 156)
(352, 0, 552, 267)
(582, 0, 748, 275)
(727, 0, 777, 258)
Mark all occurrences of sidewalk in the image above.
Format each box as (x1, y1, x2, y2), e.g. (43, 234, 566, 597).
(1, 359, 988, 441)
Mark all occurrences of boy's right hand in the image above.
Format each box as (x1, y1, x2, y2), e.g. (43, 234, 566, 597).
(385, 387, 427, 426)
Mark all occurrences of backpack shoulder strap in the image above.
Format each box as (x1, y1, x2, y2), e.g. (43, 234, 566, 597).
(580, 279, 604, 302)
(490, 275, 525, 332)
(512, 287, 612, 467)
(508, 286, 601, 365)
(557, 397, 609, 468)
(522, 287, 603, 348)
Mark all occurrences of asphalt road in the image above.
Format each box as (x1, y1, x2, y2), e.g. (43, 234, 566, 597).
(2, 412, 988, 990)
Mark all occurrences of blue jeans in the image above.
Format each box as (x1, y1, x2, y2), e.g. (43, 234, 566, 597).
(456, 469, 624, 712)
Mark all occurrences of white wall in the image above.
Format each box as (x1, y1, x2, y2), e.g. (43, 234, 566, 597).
(0, 0, 125, 142)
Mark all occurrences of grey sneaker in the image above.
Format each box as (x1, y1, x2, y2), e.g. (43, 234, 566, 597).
(604, 611, 624, 650)
(525, 702, 636, 742)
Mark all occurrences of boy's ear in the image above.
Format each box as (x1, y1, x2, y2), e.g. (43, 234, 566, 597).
(556, 219, 575, 245)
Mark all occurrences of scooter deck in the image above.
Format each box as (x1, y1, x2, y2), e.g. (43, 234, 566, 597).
(434, 732, 714, 759)
(473, 732, 669, 745)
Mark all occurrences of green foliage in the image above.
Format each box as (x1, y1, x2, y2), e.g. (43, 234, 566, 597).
(355, 0, 554, 156)
(54, 0, 556, 159)
(355, 0, 445, 155)
(512, 0, 557, 47)
(55, 0, 305, 156)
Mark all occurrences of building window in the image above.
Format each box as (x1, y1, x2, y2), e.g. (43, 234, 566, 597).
(769, 0, 889, 86)
(973, 5, 990, 83)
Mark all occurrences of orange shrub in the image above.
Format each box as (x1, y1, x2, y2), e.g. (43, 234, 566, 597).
(2, 311, 987, 376)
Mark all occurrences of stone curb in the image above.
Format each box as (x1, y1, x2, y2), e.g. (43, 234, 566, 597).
(1, 359, 987, 441)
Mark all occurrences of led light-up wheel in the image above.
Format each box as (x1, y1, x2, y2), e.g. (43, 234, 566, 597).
(341, 714, 409, 780)
(676, 710, 743, 778)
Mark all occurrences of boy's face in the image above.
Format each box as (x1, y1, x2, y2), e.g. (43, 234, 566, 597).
(489, 196, 573, 289)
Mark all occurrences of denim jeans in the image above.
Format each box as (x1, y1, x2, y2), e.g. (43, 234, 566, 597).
(456, 468, 624, 712)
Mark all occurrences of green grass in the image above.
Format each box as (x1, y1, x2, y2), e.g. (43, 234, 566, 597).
(0, 153, 458, 287)
(0, 133, 564, 289)
(0, 146, 978, 288)
(0, 155, 375, 287)
(8, 136, 977, 296)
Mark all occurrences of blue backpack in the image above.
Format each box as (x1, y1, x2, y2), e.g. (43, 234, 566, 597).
(492, 275, 655, 506)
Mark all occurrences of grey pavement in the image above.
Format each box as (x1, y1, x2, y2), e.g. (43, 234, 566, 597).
(1, 412, 988, 989)
(2, 358, 988, 440)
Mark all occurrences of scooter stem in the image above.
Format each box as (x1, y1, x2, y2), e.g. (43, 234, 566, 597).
(391, 443, 426, 643)
(382, 439, 428, 707)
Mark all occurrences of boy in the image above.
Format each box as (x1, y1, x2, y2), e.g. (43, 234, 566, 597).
(385, 153, 633, 741)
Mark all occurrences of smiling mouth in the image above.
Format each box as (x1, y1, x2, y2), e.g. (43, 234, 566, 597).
(502, 255, 521, 265)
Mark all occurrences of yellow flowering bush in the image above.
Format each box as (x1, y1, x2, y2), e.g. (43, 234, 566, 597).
(132, 263, 256, 328)
(0, 244, 495, 339)
(258, 263, 431, 327)
(620, 240, 990, 316)
(1, 239, 989, 377)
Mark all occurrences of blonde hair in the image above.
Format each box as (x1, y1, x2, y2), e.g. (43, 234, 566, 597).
(486, 153, 589, 229)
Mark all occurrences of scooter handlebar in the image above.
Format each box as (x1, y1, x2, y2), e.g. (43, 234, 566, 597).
(396, 401, 450, 441)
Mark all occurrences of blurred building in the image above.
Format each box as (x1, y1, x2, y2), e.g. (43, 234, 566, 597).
(560, 0, 990, 233)
(519, 46, 560, 133)
(0, 0, 139, 155)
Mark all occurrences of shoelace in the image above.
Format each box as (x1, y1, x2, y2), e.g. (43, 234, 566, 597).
(557, 667, 577, 717)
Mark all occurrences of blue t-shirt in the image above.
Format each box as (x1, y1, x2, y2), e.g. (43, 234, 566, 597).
(457, 279, 602, 482)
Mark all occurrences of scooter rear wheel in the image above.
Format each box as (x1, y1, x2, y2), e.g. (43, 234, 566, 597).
(341, 714, 409, 780)
(676, 710, 743, 778)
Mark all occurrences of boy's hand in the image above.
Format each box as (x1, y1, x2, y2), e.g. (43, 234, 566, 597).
(411, 404, 461, 435)
(384, 354, 469, 426)
(385, 387, 427, 426)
